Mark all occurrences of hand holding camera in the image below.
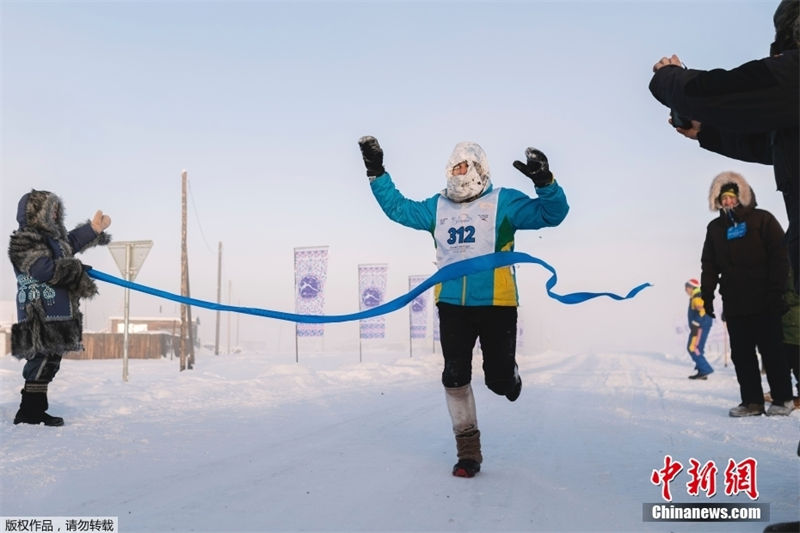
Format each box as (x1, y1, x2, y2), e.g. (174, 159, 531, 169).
(670, 109, 693, 129)
(669, 113, 702, 139)
(656, 58, 701, 138)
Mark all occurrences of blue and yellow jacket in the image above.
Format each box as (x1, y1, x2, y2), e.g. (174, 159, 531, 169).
(687, 287, 713, 353)
(370, 172, 569, 306)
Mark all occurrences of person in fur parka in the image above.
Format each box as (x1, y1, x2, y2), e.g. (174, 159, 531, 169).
(700, 171, 793, 417)
(9, 189, 111, 426)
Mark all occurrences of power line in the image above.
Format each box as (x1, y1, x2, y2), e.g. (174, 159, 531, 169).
(187, 176, 215, 255)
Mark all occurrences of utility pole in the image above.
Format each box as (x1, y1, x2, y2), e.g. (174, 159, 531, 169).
(179, 170, 195, 371)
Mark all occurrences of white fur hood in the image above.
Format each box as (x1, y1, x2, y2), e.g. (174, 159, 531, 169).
(708, 171, 756, 211)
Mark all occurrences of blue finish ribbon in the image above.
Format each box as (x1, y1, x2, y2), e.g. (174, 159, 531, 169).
(87, 251, 651, 323)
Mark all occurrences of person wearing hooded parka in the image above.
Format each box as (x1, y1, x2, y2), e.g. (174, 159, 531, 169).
(8, 189, 111, 426)
(700, 172, 793, 417)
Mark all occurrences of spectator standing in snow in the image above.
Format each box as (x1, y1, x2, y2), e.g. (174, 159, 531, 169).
(700, 172, 793, 416)
(649, 0, 799, 294)
(781, 272, 800, 407)
(9, 190, 111, 426)
(358, 136, 568, 478)
(684, 278, 714, 380)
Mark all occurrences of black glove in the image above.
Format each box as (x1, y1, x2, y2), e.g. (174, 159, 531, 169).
(358, 136, 386, 178)
(513, 148, 553, 187)
(703, 300, 716, 319)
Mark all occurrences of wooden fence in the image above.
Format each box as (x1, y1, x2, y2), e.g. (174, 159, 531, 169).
(64, 332, 175, 360)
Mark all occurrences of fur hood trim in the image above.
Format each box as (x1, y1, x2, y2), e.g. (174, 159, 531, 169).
(17, 189, 67, 239)
(708, 171, 756, 211)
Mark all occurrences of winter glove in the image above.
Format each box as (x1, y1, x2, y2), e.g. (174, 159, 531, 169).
(513, 148, 554, 187)
(50, 258, 86, 289)
(91, 210, 112, 234)
(703, 299, 716, 319)
(358, 136, 386, 178)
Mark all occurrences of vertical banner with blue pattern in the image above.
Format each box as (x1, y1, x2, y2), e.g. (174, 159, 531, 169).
(294, 246, 329, 337)
(408, 275, 428, 340)
(358, 264, 388, 339)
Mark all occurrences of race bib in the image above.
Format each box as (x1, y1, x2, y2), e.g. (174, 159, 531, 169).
(727, 222, 747, 240)
(435, 190, 499, 267)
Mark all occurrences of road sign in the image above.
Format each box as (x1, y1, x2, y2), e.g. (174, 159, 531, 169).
(107, 240, 153, 382)
(108, 240, 152, 281)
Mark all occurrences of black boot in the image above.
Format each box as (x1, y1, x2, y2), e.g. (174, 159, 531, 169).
(13, 382, 64, 427)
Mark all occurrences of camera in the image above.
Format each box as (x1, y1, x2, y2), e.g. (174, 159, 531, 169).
(670, 109, 693, 129)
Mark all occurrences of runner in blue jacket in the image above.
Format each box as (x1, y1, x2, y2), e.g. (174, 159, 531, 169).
(358, 136, 568, 478)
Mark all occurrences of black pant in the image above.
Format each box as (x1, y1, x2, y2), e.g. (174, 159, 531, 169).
(781, 188, 798, 295)
(22, 352, 63, 383)
(727, 313, 792, 404)
(437, 303, 517, 396)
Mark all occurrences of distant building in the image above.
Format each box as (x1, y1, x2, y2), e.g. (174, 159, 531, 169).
(108, 316, 199, 340)
(1, 312, 199, 360)
(61, 316, 201, 360)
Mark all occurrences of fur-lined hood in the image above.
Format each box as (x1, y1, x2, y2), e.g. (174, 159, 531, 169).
(16, 189, 68, 240)
(708, 171, 756, 211)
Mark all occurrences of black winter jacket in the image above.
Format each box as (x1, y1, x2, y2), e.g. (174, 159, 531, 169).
(701, 186, 788, 319)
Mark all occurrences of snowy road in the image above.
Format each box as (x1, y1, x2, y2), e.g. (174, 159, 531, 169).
(1, 348, 798, 532)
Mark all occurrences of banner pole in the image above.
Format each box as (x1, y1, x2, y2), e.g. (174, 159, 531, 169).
(294, 249, 299, 363)
(408, 301, 413, 359)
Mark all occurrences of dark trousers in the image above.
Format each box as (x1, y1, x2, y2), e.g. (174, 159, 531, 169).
(437, 303, 517, 396)
(781, 188, 798, 295)
(727, 314, 792, 404)
(22, 352, 63, 383)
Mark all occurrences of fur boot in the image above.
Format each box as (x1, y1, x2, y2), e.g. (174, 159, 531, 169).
(13, 382, 64, 426)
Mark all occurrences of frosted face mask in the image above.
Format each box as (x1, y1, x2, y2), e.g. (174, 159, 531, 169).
(444, 142, 490, 202)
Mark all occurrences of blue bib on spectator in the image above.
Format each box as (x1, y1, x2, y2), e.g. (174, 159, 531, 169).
(727, 222, 747, 240)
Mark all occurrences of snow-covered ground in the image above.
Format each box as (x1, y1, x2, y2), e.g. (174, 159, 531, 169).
(1, 346, 798, 533)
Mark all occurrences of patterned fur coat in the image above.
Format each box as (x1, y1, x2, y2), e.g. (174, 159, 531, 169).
(8, 190, 111, 359)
